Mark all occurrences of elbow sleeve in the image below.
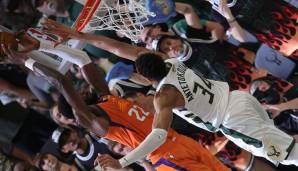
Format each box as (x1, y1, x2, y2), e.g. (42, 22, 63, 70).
(119, 128, 167, 168)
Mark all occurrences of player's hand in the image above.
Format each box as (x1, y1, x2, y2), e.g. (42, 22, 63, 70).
(263, 104, 282, 119)
(253, 68, 268, 79)
(17, 32, 40, 52)
(40, 19, 74, 47)
(94, 154, 122, 170)
(72, 109, 93, 128)
(1, 44, 28, 64)
(218, 0, 233, 20)
(1, 32, 40, 64)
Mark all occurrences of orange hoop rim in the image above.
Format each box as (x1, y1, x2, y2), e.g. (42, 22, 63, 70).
(76, 0, 102, 32)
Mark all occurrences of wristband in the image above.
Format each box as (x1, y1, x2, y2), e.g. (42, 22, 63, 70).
(25, 58, 37, 71)
(119, 157, 129, 168)
(228, 18, 236, 24)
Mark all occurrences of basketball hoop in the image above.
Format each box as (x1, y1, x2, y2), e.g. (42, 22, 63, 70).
(207, 0, 237, 14)
(76, 0, 176, 42)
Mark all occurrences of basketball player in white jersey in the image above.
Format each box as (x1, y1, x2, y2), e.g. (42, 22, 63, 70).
(129, 53, 298, 167)
(38, 6, 298, 168)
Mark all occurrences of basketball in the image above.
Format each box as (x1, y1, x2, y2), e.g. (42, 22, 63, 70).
(0, 32, 18, 59)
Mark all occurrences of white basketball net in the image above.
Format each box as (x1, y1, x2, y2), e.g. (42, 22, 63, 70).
(207, 0, 237, 15)
(82, 0, 151, 42)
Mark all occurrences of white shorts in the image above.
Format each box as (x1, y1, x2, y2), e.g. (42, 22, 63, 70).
(221, 91, 295, 165)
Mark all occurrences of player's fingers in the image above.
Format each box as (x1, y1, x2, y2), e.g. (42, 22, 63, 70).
(2, 44, 13, 58)
(97, 155, 112, 164)
(100, 161, 114, 170)
(97, 159, 111, 169)
(1, 44, 9, 55)
(6, 45, 16, 58)
(94, 154, 102, 166)
(45, 19, 65, 30)
(54, 36, 68, 48)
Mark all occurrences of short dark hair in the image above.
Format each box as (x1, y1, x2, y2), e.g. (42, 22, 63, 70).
(135, 53, 168, 81)
(57, 95, 75, 119)
(58, 129, 72, 150)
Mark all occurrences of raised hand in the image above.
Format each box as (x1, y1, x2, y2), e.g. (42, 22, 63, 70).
(40, 19, 76, 46)
(262, 104, 282, 119)
(94, 154, 122, 170)
(1, 32, 40, 64)
(218, 0, 234, 20)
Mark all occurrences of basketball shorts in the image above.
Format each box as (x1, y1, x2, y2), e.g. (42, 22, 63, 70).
(149, 132, 230, 171)
(220, 91, 295, 165)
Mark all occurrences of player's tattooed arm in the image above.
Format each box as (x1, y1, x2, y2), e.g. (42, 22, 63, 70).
(31, 62, 108, 135)
(116, 87, 178, 168)
(153, 87, 177, 130)
(80, 63, 110, 97)
(41, 19, 151, 61)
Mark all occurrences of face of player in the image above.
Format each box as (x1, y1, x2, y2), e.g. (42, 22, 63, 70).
(254, 81, 281, 104)
(52, 105, 77, 126)
(112, 143, 132, 156)
(159, 38, 184, 58)
(37, 0, 69, 17)
(257, 81, 271, 92)
(61, 131, 80, 153)
(126, 93, 155, 112)
(41, 154, 58, 171)
(140, 26, 162, 44)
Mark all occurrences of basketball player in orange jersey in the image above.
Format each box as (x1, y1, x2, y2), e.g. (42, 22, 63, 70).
(25, 57, 230, 171)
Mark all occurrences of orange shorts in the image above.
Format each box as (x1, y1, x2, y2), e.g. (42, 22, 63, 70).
(149, 133, 230, 171)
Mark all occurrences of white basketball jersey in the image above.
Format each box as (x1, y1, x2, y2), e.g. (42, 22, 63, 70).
(157, 59, 230, 129)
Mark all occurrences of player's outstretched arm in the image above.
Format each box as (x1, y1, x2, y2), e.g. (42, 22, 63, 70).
(41, 19, 151, 61)
(28, 60, 108, 135)
(80, 63, 110, 96)
(30, 38, 110, 96)
(118, 87, 177, 168)
(218, 0, 247, 42)
(263, 97, 298, 118)
(175, 3, 225, 41)
(175, 2, 202, 29)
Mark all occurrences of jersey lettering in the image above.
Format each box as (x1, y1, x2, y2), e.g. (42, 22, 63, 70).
(176, 63, 194, 102)
(128, 105, 150, 122)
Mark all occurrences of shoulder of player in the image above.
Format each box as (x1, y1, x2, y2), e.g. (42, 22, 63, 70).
(99, 95, 135, 112)
(88, 104, 108, 118)
(154, 85, 179, 105)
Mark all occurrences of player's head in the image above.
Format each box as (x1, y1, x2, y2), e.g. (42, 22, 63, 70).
(50, 96, 77, 127)
(152, 35, 184, 58)
(36, 153, 59, 171)
(36, 0, 69, 17)
(108, 141, 132, 156)
(52, 128, 80, 154)
(124, 91, 155, 112)
(135, 53, 168, 82)
(250, 78, 280, 104)
(140, 23, 169, 44)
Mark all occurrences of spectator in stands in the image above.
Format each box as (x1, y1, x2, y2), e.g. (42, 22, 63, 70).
(35, 153, 78, 171)
(0, 102, 57, 164)
(251, 77, 298, 134)
(0, 0, 69, 30)
(52, 127, 111, 171)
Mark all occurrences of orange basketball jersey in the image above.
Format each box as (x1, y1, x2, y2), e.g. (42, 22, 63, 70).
(98, 95, 229, 171)
(98, 95, 174, 149)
